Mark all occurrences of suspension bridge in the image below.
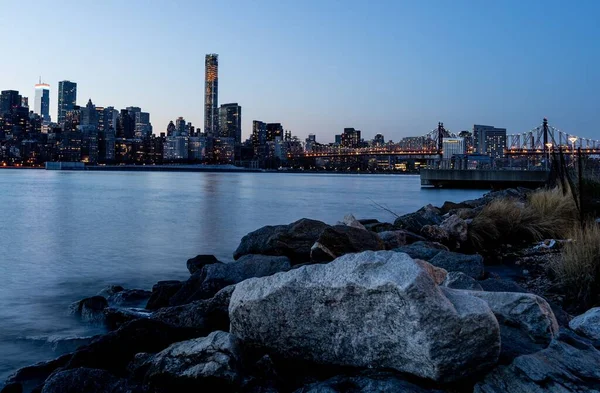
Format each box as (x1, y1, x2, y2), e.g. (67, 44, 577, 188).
(291, 119, 600, 159)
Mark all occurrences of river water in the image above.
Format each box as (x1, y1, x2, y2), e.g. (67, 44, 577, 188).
(0, 170, 484, 382)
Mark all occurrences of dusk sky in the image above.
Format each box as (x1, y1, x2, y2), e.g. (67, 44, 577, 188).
(1, 0, 598, 142)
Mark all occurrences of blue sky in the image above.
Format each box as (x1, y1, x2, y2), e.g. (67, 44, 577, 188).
(1, 0, 598, 142)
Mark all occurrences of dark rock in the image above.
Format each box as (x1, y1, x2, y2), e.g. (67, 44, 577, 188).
(69, 296, 108, 323)
(63, 318, 197, 374)
(152, 285, 233, 333)
(378, 230, 407, 250)
(145, 280, 183, 310)
(480, 278, 528, 293)
(186, 254, 221, 275)
(294, 370, 445, 393)
(439, 215, 468, 248)
(107, 289, 151, 308)
(440, 201, 474, 214)
(420, 225, 450, 244)
(104, 307, 152, 331)
(363, 222, 397, 233)
(357, 219, 380, 225)
(474, 329, 600, 393)
(233, 218, 330, 263)
(442, 271, 483, 291)
(5, 354, 72, 393)
(96, 285, 125, 298)
(170, 255, 290, 306)
(394, 241, 449, 260)
(429, 251, 484, 279)
(140, 331, 242, 393)
(41, 368, 134, 393)
(310, 225, 384, 263)
(0, 383, 22, 393)
(393, 204, 442, 234)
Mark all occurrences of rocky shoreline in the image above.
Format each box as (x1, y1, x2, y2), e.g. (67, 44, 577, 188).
(2, 188, 600, 393)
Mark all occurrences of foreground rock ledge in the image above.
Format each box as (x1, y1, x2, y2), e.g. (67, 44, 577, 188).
(229, 250, 501, 382)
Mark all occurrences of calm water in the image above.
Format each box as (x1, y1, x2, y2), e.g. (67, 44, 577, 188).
(0, 170, 484, 382)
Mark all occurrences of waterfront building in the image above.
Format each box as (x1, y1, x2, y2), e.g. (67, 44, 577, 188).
(134, 112, 152, 138)
(266, 123, 283, 142)
(213, 137, 235, 164)
(34, 81, 51, 123)
(204, 54, 219, 136)
(57, 81, 77, 125)
(473, 124, 507, 158)
(117, 109, 135, 139)
(341, 128, 361, 148)
(252, 120, 267, 154)
(219, 103, 241, 143)
(442, 137, 466, 159)
(189, 135, 207, 161)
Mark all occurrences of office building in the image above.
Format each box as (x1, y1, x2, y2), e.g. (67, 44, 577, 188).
(341, 128, 361, 148)
(34, 81, 51, 123)
(219, 103, 241, 143)
(266, 123, 283, 142)
(204, 53, 219, 135)
(0, 90, 22, 115)
(252, 120, 267, 153)
(57, 81, 77, 125)
(134, 112, 152, 138)
(373, 134, 385, 146)
(473, 124, 507, 158)
(442, 137, 466, 159)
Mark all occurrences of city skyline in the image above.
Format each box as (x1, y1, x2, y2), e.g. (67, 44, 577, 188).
(1, 1, 599, 142)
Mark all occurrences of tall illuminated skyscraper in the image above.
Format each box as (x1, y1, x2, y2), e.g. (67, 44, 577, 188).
(219, 103, 241, 143)
(34, 80, 51, 123)
(57, 80, 77, 125)
(204, 54, 219, 136)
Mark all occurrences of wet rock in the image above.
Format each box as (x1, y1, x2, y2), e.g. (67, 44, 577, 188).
(479, 278, 528, 293)
(339, 214, 366, 230)
(357, 219, 380, 225)
(187, 254, 221, 275)
(441, 271, 483, 291)
(569, 307, 600, 341)
(104, 307, 151, 331)
(69, 296, 108, 323)
(294, 370, 445, 393)
(140, 331, 242, 392)
(230, 250, 500, 382)
(394, 204, 442, 233)
(170, 255, 290, 306)
(41, 368, 134, 393)
(5, 354, 72, 393)
(63, 318, 197, 374)
(429, 251, 484, 279)
(96, 285, 125, 298)
(468, 291, 559, 362)
(0, 383, 22, 393)
(233, 218, 330, 263)
(310, 225, 385, 263)
(107, 289, 151, 308)
(474, 329, 600, 393)
(145, 280, 183, 310)
(152, 286, 233, 333)
(378, 230, 407, 250)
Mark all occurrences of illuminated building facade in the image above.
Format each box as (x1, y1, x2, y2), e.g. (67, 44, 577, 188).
(219, 103, 241, 143)
(34, 82, 51, 123)
(57, 81, 77, 125)
(204, 54, 219, 136)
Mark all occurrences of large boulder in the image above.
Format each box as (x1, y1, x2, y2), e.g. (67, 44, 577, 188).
(69, 296, 108, 323)
(63, 319, 197, 374)
(439, 215, 469, 248)
(393, 204, 442, 233)
(429, 251, 484, 279)
(310, 225, 385, 262)
(169, 255, 290, 306)
(479, 278, 528, 293)
(469, 291, 559, 362)
(107, 289, 151, 308)
(233, 219, 330, 263)
(442, 271, 483, 291)
(41, 368, 134, 393)
(474, 329, 600, 393)
(229, 251, 500, 382)
(378, 230, 407, 250)
(146, 280, 183, 310)
(140, 331, 242, 392)
(104, 307, 151, 330)
(294, 371, 445, 393)
(569, 307, 600, 341)
(152, 286, 234, 333)
(394, 241, 448, 260)
(4, 354, 73, 393)
(186, 255, 221, 275)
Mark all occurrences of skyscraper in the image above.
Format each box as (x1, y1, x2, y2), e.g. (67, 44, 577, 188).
(0, 90, 21, 115)
(34, 81, 51, 123)
(58, 81, 77, 125)
(219, 103, 241, 143)
(266, 123, 283, 142)
(473, 124, 507, 158)
(204, 54, 219, 136)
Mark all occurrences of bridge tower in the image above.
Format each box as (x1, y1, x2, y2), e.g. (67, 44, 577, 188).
(437, 122, 445, 155)
(543, 118, 549, 154)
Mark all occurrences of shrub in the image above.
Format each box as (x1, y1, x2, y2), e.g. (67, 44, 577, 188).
(469, 187, 578, 251)
(551, 222, 600, 309)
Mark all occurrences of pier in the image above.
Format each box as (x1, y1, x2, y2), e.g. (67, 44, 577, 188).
(420, 169, 549, 189)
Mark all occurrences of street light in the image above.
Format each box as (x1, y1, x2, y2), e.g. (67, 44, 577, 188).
(545, 142, 553, 171)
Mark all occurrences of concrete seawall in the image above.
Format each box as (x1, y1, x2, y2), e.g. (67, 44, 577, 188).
(420, 169, 549, 189)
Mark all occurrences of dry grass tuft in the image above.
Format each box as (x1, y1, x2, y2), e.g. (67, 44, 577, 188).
(551, 222, 600, 308)
(469, 187, 578, 251)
